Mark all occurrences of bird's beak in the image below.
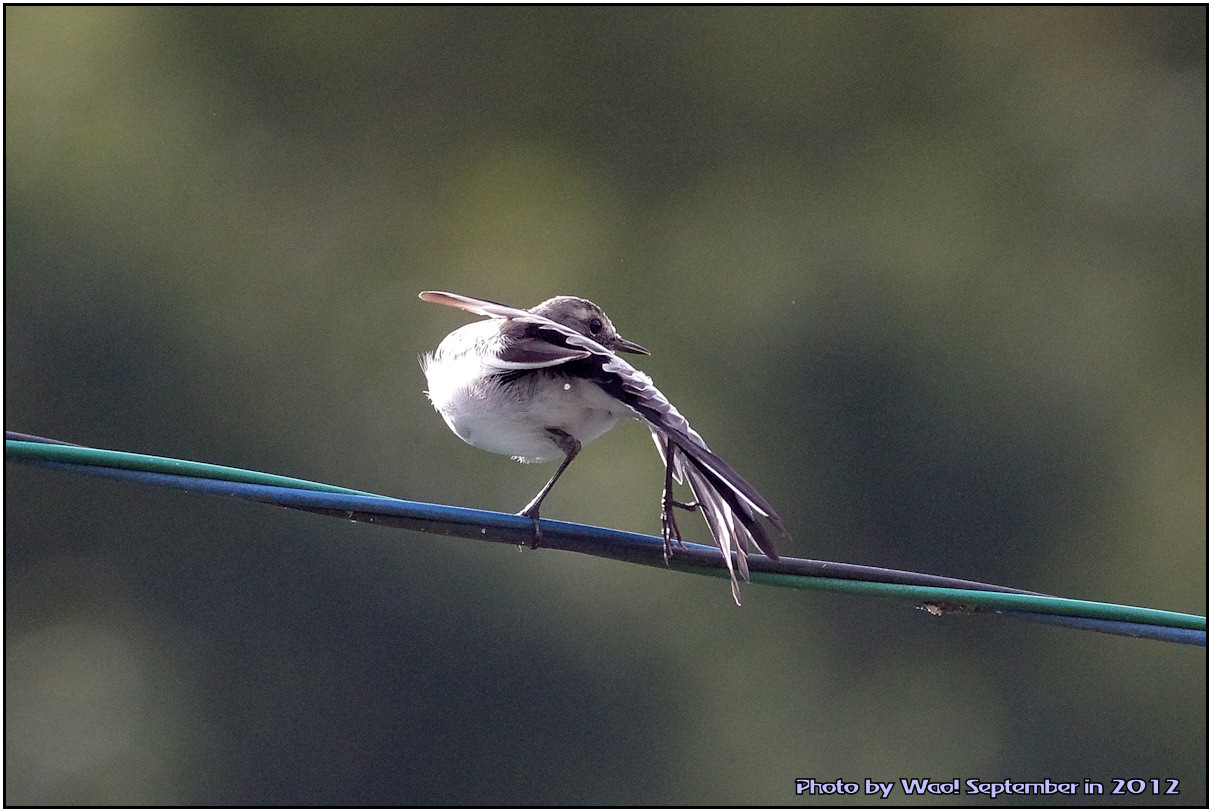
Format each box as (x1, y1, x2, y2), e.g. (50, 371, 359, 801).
(613, 336, 649, 355)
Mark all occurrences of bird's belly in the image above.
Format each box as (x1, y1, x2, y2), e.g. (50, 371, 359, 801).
(432, 374, 632, 463)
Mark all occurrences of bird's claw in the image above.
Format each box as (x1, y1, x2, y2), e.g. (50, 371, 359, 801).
(518, 508, 543, 549)
(660, 495, 698, 563)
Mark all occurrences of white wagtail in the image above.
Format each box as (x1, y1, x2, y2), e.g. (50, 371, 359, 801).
(419, 290, 786, 603)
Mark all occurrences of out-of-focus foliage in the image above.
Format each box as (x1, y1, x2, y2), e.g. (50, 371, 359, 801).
(6, 6, 1205, 805)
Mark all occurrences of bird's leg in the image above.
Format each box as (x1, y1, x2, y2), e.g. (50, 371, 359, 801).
(518, 428, 580, 549)
(660, 436, 699, 563)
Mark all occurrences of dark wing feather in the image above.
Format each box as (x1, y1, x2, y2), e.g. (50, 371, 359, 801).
(525, 323, 788, 565)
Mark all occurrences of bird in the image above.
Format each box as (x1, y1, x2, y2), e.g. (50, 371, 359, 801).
(418, 290, 786, 604)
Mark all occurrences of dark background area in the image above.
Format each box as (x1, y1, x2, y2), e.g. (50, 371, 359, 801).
(6, 7, 1206, 805)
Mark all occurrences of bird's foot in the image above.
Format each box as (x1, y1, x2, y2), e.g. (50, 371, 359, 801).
(660, 496, 699, 563)
(517, 506, 543, 549)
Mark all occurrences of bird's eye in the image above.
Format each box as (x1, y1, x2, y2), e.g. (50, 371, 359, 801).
(589, 318, 603, 334)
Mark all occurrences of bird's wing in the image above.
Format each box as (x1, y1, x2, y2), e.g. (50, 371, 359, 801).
(595, 341, 786, 603)
(419, 290, 787, 594)
(596, 346, 787, 559)
(527, 318, 788, 567)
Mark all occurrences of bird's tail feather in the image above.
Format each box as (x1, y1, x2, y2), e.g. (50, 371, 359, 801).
(651, 429, 783, 605)
(685, 464, 748, 605)
(653, 429, 782, 551)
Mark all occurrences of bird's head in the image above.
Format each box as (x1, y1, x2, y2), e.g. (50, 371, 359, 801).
(530, 296, 648, 355)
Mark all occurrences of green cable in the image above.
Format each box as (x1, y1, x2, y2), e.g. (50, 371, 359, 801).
(5, 440, 377, 496)
(751, 571, 1204, 630)
(8, 437, 1205, 636)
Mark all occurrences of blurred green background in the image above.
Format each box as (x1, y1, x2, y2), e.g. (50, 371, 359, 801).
(5, 6, 1206, 805)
